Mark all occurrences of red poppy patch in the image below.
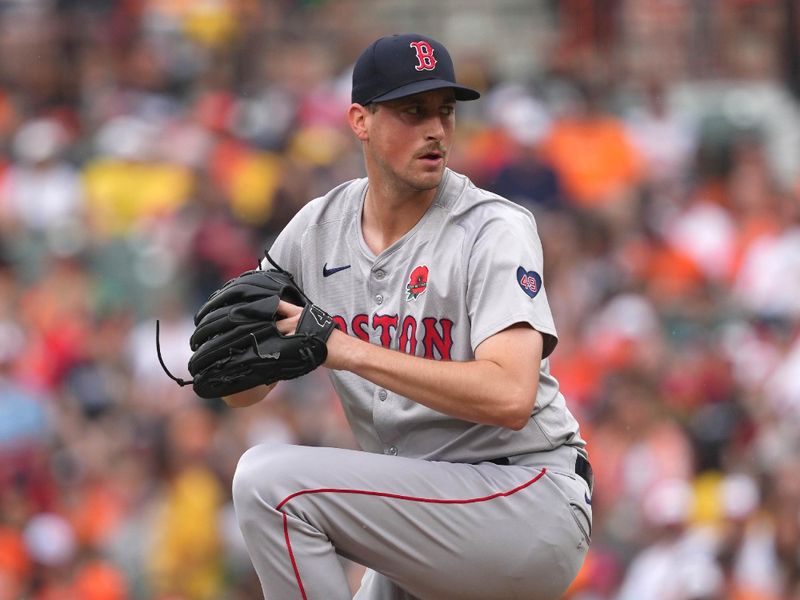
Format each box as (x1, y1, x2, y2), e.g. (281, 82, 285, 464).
(406, 265, 429, 301)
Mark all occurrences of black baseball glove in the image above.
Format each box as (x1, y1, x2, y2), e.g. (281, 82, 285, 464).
(156, 255, 337, 399)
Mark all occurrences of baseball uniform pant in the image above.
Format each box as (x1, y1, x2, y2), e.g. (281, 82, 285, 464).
(232, 443, 591, 600)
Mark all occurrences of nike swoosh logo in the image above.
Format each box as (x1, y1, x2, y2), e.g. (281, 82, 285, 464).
(584, 491, 592, 506)
(323, 263, 351, 277)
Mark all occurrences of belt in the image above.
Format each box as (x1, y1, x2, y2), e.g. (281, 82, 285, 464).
(487, 454, 594, 492)
(575, 454, 594, 492)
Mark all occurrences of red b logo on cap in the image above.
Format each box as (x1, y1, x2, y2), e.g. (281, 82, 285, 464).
(409, 41, 437, 71)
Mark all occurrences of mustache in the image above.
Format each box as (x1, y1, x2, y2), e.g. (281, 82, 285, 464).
(415, 143, 447, 158)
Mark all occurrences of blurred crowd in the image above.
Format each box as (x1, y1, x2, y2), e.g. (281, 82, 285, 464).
(0, 0, 799, 599)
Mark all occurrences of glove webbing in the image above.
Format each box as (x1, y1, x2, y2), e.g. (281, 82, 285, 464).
(156, 250, 295, 389)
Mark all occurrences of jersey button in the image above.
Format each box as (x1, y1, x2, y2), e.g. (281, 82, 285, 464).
(378, 389, 387, 401)
(375, 294, 383, 304)
(386, 446, 398, 456)
(375, 270, 385, 280)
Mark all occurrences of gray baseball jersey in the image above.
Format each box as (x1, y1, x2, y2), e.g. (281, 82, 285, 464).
(238, 168, 592, 599)
(267, 168, 586, 463)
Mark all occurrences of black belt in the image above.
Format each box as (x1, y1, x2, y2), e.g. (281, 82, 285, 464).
(487, 455, 593, 492)
(575, 454, 594, 492)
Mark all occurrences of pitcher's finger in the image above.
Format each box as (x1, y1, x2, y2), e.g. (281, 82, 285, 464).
(276, 299, 303, 318)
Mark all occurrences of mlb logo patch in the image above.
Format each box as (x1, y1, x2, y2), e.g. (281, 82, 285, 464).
(517, 267, 541, 299)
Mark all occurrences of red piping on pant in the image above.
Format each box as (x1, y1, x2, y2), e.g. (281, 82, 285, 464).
(277, 467, 547, 599)
(282, 513, 307, 599)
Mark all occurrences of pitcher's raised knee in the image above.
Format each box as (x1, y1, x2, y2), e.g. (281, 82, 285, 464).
(232, 443, 306, 517)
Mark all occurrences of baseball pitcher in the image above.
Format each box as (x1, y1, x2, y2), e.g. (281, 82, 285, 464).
(175, 33, 592, 600)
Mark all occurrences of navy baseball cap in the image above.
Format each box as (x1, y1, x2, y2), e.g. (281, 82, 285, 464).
(351, 34, 480, 105)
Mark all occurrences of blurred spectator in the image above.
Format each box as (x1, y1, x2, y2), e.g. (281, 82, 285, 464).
(624, 78, 698, 188)
(764, 328, 800, 426)
(147, 405, 224, 600)
(181, 168, 261, 303)
(481, 83, 567, 211)
(539, 79, 642, 227)
(0, 118, 85, 257)
(72, 557, 129, 600)
(710, 473, 783, 600)
(615, 479, 721, 600)
(14, 257, 95, 392)
(587, 371, 694, 549)
(83, 116, 193, 238)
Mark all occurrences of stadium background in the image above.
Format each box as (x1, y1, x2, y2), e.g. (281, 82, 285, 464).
(0, 1, 799, 598)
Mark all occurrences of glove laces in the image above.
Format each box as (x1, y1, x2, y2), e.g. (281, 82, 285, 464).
(155, 249, 301, 390)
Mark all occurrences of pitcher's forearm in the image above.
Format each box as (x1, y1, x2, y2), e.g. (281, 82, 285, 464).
(223, 383, 277, 408)
(325, 328, 540, 430)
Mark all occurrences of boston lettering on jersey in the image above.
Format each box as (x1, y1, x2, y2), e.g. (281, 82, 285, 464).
(331, 313, 454, 360)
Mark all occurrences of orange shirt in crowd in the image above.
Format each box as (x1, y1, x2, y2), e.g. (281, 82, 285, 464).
(0, 527, 30, 586)
(541, 115, 641, 206)
(72, 560, 129, 600)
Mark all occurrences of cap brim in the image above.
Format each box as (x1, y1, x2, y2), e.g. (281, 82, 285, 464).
(368, 79, 480, 104)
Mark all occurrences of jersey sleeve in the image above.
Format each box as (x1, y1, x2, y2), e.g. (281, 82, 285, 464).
(465, 209, 558, 358)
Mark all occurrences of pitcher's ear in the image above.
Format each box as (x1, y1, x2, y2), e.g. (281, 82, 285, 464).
(348, 103, 370, 141)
